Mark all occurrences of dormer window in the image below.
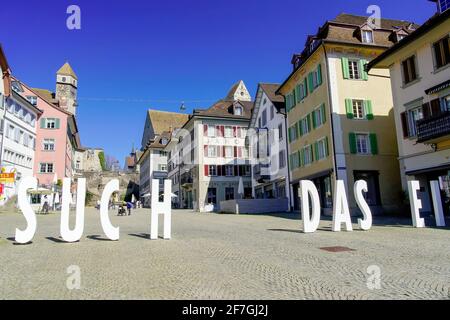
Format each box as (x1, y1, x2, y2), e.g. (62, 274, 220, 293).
(397, 34, 406, 42)
(11, 81, 24, 93)
(234, 106, 243, 116)
(362, 30, 374, 43)
(62, 77, 66, 82)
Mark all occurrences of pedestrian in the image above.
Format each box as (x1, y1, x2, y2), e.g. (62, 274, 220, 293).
(42, 195, 49, 214)
(126, 201, 132, 216)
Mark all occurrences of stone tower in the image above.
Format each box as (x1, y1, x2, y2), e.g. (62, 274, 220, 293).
(55, 62, 78, 115)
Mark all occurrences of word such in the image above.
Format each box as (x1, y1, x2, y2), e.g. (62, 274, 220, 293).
(15, 177, 172, 244)
(299, 180, 372, 233)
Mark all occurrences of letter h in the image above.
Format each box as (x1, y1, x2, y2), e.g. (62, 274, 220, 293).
(150, 179, 172, 240)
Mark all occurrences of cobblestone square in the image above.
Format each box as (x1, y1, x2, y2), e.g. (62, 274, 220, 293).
(0, 209, 449, 299)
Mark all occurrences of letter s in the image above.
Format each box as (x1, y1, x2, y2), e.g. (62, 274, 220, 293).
(15, 176, 37, 244)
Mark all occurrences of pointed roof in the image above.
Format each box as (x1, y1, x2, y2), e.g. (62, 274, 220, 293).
(147, 110, 189, 136)
(57, 62, 78, 80)
(225, 80, 252, 102)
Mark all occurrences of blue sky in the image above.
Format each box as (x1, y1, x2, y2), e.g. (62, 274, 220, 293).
(0, 0, 436, 166)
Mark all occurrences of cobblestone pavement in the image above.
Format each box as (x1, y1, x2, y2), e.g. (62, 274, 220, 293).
(0, 208, 449, 300)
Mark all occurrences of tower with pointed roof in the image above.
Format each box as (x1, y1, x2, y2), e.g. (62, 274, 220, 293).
(225, 80, 252, 102)
(55, 62, 78, 115)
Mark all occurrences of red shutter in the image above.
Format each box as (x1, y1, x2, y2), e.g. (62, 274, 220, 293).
(400, 112, 409, 138)
(233, 126, 237, 137)
(204, 165, 209, 176)
(216, 126, 220, 137)
(234, 146, 237, 157)
(204, 145, 208, 157)
(203, 124, 208, 135)
(221, 126, 225, 137)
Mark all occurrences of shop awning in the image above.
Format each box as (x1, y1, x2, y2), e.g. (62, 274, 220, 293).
(405, 163, 450, 176)
(425, 79, 450, 95)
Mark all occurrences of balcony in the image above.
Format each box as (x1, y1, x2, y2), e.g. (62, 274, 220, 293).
(417, 112, 450, 144)
(253, 163, 271, 184)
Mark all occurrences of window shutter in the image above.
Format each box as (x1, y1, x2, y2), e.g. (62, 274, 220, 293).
(313, 142, 317, 161)
(312, 111, 317, 129)
(349, 133, 357, 154)
(204, 165, 209, 176)
(345, 99, 354, 119)
(297, 151, 301, 168)
(400, 112, 409, 138)
(308, 73, 314, 93)
(234, 165, 239, 176)
(222, 146, 226, 157)
(217, 165, 222, 176)
(203, 124, 208, 135)
(288, 127, 292, 143)
(233, 126, 237, 137)
(321, 104, 326, 123)
(216, 126, 221, 137)
(298, 120, 303, 137)
(325, 136, 329, 156)
(369, 133, 378, 155)
(300, 149, 304, 167)
(341, 57, 350, 79)
(204, 145, 208, 157)
(234, 146, 237, 157)
(307, 113, 311, 131)
(430, 98, 442, 116)
(238, 147, 242, 158)
(365, 100, 374, 120)
(360, 59, 369, 80)
(221, 126, 225, 137)
(317, 64, 322, 85)
(303, 79, 308, 97)
(216, 145, 221, 157)
(40, 118, 46, 128)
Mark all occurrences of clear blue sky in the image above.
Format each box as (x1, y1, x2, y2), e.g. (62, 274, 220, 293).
(0, 0, 436, 166)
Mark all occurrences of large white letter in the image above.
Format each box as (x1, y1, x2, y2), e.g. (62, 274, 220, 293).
(299, 180, 321, 233)
(150, 179, 172, 240)
(15, 176, 37, 244)
(100, 179, 120, 240)
(354, 180, 372, 231)
(407, 180, 425, 228)
(332, 180, 353, 232)
(60, 178, 86, 242)
(430, 181, 445, 227)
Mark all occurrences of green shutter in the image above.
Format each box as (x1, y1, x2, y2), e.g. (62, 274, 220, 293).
(345, 99, 354, 119)
(308, 73, 314, 93)
(317, 64, 322, 85)
(296, 121, 301, 137)
(314, 142, 319, 161)
(300, 149, 304, 167)
(55, 118, 60, 129)
(321, 104, 326, 124)
(370, 133, 378, 155)
(40, 118, 46, 129)
(312, 110, 317, 129)
(292, 90, 296, 108)
(360, 59, 369, 80)
(325, 136, 329, 156)
(288, 127, 292, 143)
(307, 114, 311, 132)
(298, 120, 303, 137)
(303, 79, 308, 97)
(365, 100, 374, 120)
(342, 57, 350, 79)
(349, 132, 357, 154)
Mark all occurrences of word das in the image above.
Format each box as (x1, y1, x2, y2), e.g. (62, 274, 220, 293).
(408, 180, 446, 227)
(299, 180, 372, 233)
(15, 177, 172, 244)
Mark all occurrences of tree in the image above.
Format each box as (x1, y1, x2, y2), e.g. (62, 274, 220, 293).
(98, 152, 107, 171)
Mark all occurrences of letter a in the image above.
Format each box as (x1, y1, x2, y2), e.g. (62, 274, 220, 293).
(299, 180, 321, 233)
(15, 176, 38, 244)
(332, 180, 353, 232)
(100, 179, 120, 240)
(150, 179, 172, 240)
(60, 178, 86, 242)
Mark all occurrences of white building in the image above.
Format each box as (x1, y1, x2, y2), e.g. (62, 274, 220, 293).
(368, 2, 450, 214)
(0, 86, 42, 205)
(250, 83, 291, 210)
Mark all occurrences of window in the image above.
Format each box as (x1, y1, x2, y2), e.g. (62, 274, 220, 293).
(443, 95, 450, 112)
(356, 134, 370, 154)
(302, 145, 313, 166)
(300, 116, 311, 136)
(26, 96, 37, 106)
(225, 187, 234, 200)
(158, 164, 167, 171)
(224, 146, 233, 158)
(408, 106, 424, 137)
(224, 126, 233, 138)
(7, 125, 14, 139)
(270, 105, 274, 120)
(43, 139, 55, 151)
(208, 165, 217, 176)
(39, 163, 54, 173)
(362, 30, 374, 43)
(45, 118, 56, 129)
(279, 150, 286, 169)
(313, 104, 326, 127)
(316, 138, 328, 160)
(207, 125, 215, 137)
(23, 134, 29, 147)
(224, 165, 234, 176)
(29, 136, 35, 150)
(234, 106, 243, 116)
(207, 145, 217, 157)
(242, 165, 251, 176)
(207, 188, 217, 204)
(433, 35, 450, 69)
(352, 100, 365, 119)
(14, 128, 20, 143)
(278, 124, 283, 140)
(402, 55, 418, 84)
(348, 60, 361, 80)
(262, 109, 267, 127)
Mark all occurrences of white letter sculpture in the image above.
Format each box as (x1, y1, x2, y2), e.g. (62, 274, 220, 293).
(407, 180, 425, 228)
(150, 179, 172, 240)
(100, 179, 120, 240)
(354, 180, 372, 230)
(299, 180, 321, 233)
(60, 178, 86, 242)
(15, 176, 38, 244)
(430, 181, 446, 227)
(332, 180, 353, 232)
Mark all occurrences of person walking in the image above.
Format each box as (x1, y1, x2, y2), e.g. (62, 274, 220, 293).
(126, 201, 132, 216)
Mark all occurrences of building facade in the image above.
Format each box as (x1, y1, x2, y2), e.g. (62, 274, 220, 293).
(277, 14, 416, 214)
(368, 3, 450, 215)
(250, 83, 291, 210)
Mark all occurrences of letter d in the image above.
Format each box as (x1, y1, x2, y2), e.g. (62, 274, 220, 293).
(15, 176, 37, 244)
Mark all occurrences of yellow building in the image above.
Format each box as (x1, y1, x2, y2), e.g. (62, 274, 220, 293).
(277, 14, 419, 215)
